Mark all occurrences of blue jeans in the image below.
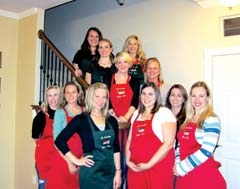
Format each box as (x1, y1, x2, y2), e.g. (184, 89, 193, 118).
(35, 164, 46, 189)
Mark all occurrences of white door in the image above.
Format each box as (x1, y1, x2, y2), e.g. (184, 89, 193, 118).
(205, 46, 240, 189)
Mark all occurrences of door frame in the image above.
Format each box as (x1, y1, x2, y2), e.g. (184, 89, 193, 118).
(204, 45, 240, 189)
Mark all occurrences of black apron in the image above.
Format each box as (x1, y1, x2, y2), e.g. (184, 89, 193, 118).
(80, 116, 115, 189)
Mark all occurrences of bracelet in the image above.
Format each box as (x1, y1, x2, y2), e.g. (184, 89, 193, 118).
(115, 169, 122, 171)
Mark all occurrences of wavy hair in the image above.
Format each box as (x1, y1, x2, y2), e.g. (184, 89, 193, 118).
(122, 35, 146, 66)
(80, 27, 103, 54)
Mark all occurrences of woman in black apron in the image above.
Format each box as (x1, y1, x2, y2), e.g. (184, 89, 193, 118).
(55, 83, 122, 189)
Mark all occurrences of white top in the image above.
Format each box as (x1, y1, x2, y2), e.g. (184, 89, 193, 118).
(131, 107, 176, 142)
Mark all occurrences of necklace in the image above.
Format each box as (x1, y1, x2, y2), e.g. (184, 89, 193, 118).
(90, 112, 106, 130)
(99, 59, 111, 68)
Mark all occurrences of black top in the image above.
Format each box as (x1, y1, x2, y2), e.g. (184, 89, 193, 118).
(55, 113, 120, 155)
(128, 64, 144, 85)
(86, 60, 117, 90)
(72, 49, 99, 78)
(31, 106, 55, 139)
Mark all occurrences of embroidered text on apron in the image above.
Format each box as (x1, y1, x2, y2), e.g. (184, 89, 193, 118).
(128, 114, 174, 189)
(79, 115, 115, 189)
(176, 122, 226, 189)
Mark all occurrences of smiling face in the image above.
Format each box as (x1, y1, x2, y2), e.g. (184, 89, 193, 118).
(98, 40, 112, 57)
(64, 84, 80, 105)
(115, 56, 131, 73)
(140, 86, 157, 110)
(46, 88, 60, 110)
(92, 88, 108, 111)
(190, 86, 209, 114)
(169, 88, 185, 109)
(87, 30, 100, 48)
(145, 60, 160, 81)
(127, 38, 139, 55)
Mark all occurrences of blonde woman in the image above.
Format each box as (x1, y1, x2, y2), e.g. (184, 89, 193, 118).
(109, 51, 140, 188)
(32, 85, 61, 189)
(55, 83, 121, 189)
(109, 51, 140, 123)
(85, 38, 116, 89)
(145, 57, 171, 105)
(174, 81, 226, 189)
(123, 35, 147, 85)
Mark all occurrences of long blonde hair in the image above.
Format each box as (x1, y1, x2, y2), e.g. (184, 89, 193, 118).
(182, 81, 216, 129)
(84, 83, 109, 117)
(122, 35, 146, 66)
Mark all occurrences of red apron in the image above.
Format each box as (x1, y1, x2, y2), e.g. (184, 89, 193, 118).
(110, 74, 133, 150)
(176, 122, 226, 189)
(128, 114, 174, 189)
(47, 108, 83, 189)
(110, 74, 133, 117)
(35, 114, 58, 180)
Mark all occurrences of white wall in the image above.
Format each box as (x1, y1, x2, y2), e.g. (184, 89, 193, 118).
(45, 0, 240, 90)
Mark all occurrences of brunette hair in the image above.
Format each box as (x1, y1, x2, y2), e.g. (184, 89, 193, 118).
(165, 84, 188, 128)
(81, 27, 103, 53)
(62, 81, 84, 106)
(138, 82, 162, 114)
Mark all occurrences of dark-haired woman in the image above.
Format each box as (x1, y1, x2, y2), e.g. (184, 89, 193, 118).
(126, 82, 176, 189)
(72, 27, 103, 78)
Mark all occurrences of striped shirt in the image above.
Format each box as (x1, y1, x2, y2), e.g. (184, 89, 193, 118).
(175, 116, 221, 176)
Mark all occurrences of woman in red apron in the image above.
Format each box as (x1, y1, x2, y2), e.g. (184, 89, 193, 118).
(109, 51, 140, 188)
(47, 81, 84, 189)
(126, 82, 176, 189)
(174, 81, 226, 189)
(32, 86, 61, 189)
(55, 83, 122, 189)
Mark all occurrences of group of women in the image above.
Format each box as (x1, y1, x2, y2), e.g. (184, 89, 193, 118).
(31, 26, 227, 189)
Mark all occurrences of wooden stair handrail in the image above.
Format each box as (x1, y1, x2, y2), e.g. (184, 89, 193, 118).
(38, 29, 90, 89)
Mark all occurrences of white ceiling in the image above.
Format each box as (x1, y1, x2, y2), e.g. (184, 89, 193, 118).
(0, 0, 73, 13)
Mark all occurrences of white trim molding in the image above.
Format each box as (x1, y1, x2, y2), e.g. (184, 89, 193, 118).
(0, 8, 43, 19)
